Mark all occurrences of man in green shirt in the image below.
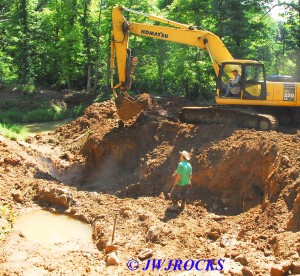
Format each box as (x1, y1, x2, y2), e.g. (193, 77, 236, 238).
(167, 150, 192, 211)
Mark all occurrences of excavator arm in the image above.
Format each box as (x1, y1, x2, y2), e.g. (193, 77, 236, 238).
(110, 5, 234, 120)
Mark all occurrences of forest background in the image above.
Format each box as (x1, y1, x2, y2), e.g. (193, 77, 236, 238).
(0, 0, 299, 101)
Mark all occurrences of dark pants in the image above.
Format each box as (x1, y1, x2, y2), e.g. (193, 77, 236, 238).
(170, 184, 190, 203)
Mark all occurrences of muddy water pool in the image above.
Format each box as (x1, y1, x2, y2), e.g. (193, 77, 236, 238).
(14, 209, 93, 245)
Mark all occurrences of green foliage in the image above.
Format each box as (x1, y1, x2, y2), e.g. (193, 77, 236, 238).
(0, 0, 299, 97)
(0, 50, 17, 82)
(0, 99, 16, 110)
(23, 103, 86, 123)
(18, 83, 36, 94)
(0, 123, 28, 141)
(25, 103, 66, 123)
(0, 110, 24, 124)
(68, 104, 87, 118)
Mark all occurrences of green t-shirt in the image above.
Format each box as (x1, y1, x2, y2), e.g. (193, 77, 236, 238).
(176, 161, 192, 186)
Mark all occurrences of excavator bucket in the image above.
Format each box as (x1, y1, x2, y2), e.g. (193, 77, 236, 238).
(115, 93, 152, 121)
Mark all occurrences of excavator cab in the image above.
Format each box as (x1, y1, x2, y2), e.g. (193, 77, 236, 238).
(217, 61, 267, 100)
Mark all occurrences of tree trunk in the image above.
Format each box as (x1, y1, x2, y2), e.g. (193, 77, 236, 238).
(93, 0, 103, 93)
(18, 0, 31, 84)
(87, 64, 91, 92)
(82, 0, 92, 92)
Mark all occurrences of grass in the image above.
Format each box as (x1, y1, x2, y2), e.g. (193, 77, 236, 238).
(0, 204, 15, 240)
(0, 104, 87, 140)
(0, 103, 87, 124)
(0, 103, 87, 140)
(25, 103, 86, 123)
(0, 123, 29, 141)
(0, 88, 88, 140)
(25, 103, 65, 123)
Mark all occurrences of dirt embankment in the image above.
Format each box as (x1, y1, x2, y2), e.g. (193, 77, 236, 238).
(0, 96, 300, 275)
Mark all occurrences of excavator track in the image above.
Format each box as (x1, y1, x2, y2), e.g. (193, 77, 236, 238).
(178, 106, 279, 131)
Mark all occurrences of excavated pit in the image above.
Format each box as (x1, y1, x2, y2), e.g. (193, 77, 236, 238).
(38, 98, 299, 225)
(49, 114, 279, 216)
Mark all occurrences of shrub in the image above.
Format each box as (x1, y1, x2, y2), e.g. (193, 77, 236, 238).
(0, 110, 23, 123)
(25, 103, 66, 122)
(18, 83, 36, 94)
(69, 104, 86, 117)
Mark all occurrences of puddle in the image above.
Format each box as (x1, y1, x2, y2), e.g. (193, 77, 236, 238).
(14, 210, 93, 245)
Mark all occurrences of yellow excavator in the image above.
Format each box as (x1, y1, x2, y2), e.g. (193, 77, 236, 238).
(110, 5, 300, 130)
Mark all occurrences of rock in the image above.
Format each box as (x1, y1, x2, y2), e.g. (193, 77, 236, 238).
(18, 231, 25, 238)
(287, 193, 300, 231)
(120, 207, 132, 218)
(146, 225, 156, 242)
(230, 249, 240, 258)
(105, 243, 118, 253)
(207, 229, 221, 240)
(122, 210, 133, 218)
(92, 221, 104, 239)
(234, 254, 248, 266)
(138, 213, 148, 221)
(263, 249, 273, 257)
(228, 267, 243, 275)
(291, 261, 300, 274)
(270, 266, 284, 276)
(280, 261, 292, 274)
(224, 251, 231, 258)
(34, 186, 74, 208)
(211, 215, 226, 222)
(280, 155, 290, 166)
(59, 195, 69, 207)
(5, 155, 21, 166)
(106, 252, 119, 266)
(270, 261, 291, 276)
(138, 248, 153, 260)
(60, 152, 74, 161)
(12, 190, 23, 203)
(96, 237, 108, 251)
(220, 236, 230, 247)
(242, 267, 254, 276)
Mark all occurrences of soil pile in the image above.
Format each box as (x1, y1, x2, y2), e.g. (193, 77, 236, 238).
(0, 96, 300, 275)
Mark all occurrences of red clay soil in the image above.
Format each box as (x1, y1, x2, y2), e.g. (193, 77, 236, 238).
(0, 96, 300, 275)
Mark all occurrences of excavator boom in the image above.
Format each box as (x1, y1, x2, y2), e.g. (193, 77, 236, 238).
(110, 5, 235, 120)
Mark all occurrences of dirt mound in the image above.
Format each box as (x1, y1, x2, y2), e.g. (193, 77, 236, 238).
(48, 98, 300, 229)
(0, 96, 300, 274)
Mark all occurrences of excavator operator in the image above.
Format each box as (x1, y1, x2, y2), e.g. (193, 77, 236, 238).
(225, 69, 241, 97)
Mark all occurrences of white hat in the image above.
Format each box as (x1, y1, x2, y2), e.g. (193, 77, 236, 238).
(179, 151, 190, 161)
